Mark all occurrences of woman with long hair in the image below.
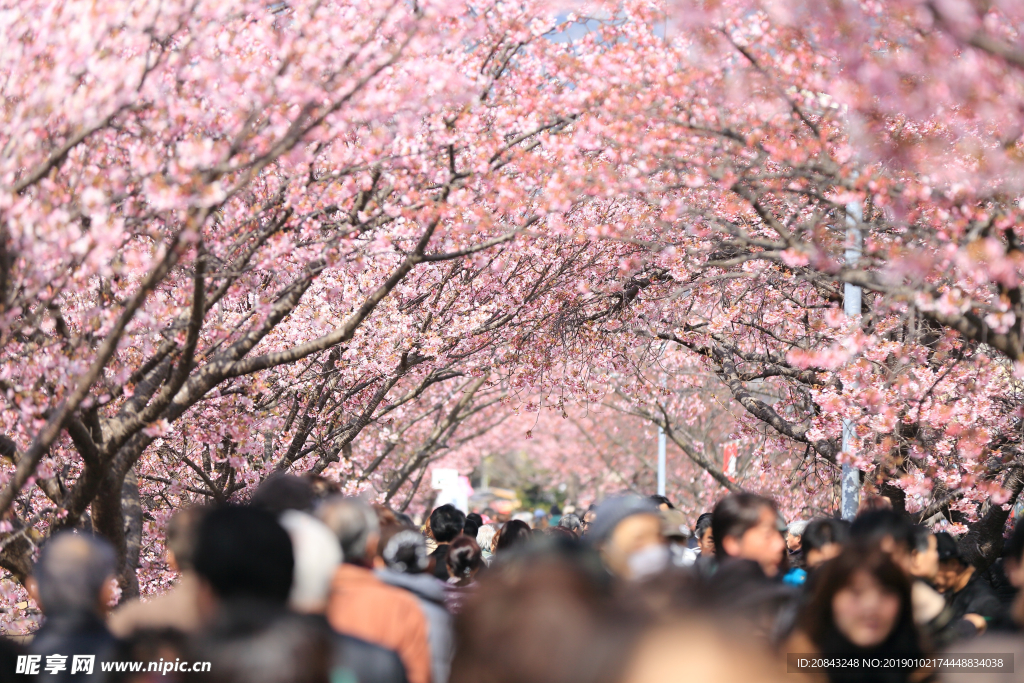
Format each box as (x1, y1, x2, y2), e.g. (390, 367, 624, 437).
(445, 534, 484, 613)
(494, 519, 532, 554)
(786, 544, 930, 683)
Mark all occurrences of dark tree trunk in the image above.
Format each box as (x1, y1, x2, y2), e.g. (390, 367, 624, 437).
(959, 466, 1024, 571)
(121, 468, 143, 599)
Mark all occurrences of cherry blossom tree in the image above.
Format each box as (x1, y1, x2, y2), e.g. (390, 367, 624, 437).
(0, 0, 606, 615)
(6, 0, 1024, 632)
(526, 0, 1024, 566)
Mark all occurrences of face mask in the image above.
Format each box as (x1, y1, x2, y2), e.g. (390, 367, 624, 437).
(627, 543, 670, 580)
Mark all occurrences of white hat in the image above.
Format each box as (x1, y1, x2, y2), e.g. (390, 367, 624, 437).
(279, 510, 342, 612)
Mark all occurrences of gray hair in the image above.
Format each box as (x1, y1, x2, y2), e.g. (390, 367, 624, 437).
(382, 530, 429, 574)
(787, 520, 810, 537)
(558, 514, 582, 534)
(316, 497, 379, 563)
(35, 532, 116, 616)
(476, 523, 498, 551)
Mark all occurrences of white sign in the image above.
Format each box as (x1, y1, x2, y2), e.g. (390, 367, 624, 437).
(431, 468, 458, 490)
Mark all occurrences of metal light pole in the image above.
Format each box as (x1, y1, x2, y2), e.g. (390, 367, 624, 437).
(656, 348, 668, 498)
(657, 422, 667, 497)
(841, 201, 862, 521)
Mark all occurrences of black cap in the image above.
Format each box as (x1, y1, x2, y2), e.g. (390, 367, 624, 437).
(935, 531, 961, 563)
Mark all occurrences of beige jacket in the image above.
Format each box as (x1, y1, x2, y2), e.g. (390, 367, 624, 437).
(108, 572, 203, 637)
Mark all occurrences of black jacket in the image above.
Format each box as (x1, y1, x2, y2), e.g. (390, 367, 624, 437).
(299, 613, 407, 683)
(948, 570, 1004, 625)
(28, 611, 120, 682)
(333, 632, 409, 683)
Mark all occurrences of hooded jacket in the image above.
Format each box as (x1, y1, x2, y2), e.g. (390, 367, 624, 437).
(377, 568, 454, 683)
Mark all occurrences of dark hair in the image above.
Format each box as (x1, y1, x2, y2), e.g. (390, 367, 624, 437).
(798, 544, 922, 683)
(464, 513, 483, 540)
(558, 514, 582, 534)
(430, 504, 466, 544)
(395, 512, 415, 528)
(165, 507, 208, 572)
(250, 474, 314, 515)
(935, 532, 963, 565)
(803, 518, 850, 554)
(1006, 516, 1024, 564)
(849, 509, 914, 555)
(693, 512, 713, 540)
(910, 525, 932, 555)
(649, 495, 674, 509)
(711, 493, 777, 560)
(495, 520, 532, 553)
(447, 535, 483, 580)
(194, 506, 294, 603)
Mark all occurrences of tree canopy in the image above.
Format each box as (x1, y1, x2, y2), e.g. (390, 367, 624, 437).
(3, 0, 1024, 630)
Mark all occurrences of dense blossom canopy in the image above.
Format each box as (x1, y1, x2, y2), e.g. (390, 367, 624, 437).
(3, 0, 1024, 632)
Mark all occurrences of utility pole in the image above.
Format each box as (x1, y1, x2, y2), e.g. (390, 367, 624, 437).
(657, 421, 667, 497)
(657, 355, 668, 498)
(841, 200, 862, 521)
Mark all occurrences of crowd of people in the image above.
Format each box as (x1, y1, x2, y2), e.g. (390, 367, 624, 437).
(6, 478, 1024, 682)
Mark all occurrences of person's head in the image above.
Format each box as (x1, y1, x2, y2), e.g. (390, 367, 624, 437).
(430, 504, 466, 544)
(29, 532, 117, 617)
(1004, 515, 1024, 589)
(373, 504, 400, 528)
(802, 518, 849, 570)
(907, 526, 939, 581)
(317, 497, 380, 567)
(449, 549, 630, 683)
(800, 544, 919, 653)
(786, 520, 809, 552)
(447, 535, 484, 582)
(660, 509, 690, 543)
(858, 495, 893, 514)
(476, 523, 498, 552)
(933, 532, 970, 592)
(1003, 517, 1024, 626)
(465, 513, 483, 539)
(582, 505, 597, 533)
(649, 495, 674, 511)
(193, 506, 294, 605)
(165, 506, 207, 573)
(849, 509, 915, 570)
(380, 526, 430, 575)
(558, 514, 583, 535)
(278, 510, 342, 614)
(621, 620, 790, 683)
(589, 495, 667, 580)
(693, 512, 714, 556)
(711, 493, 785, 576)
(495, 519, 532, 553)
(250, 474, 315, 515)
